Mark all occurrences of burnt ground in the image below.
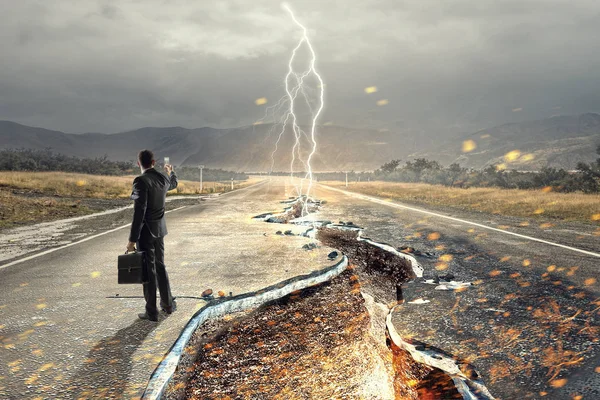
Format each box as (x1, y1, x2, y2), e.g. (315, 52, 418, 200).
(167, 269, 392, 399)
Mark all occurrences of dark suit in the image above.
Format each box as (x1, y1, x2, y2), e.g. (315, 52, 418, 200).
(129, 167, 178, 318)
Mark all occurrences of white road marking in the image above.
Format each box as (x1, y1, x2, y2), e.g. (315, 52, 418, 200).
(321, 184, 600, 259)
(0, 206, 188, 271)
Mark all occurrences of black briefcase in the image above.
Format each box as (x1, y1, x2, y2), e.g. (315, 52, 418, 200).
(118, 250, 149, 284)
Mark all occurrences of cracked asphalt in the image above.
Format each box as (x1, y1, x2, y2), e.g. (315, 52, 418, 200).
(313, 183, 599, 400)
(1, 178, 598, 399)
(0, 179, 338, 399)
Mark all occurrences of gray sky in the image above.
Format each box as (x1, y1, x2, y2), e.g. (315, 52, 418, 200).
(1, 0, 600, 135)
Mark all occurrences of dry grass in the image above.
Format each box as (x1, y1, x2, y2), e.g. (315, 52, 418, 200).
(0, 172, 137, 198)
(175, 176, 263, 195)
(0, 171, 262, 228)
(321, 181, 600, 223)
(0, 191, 95, 228)
(0, 171, 259, 198)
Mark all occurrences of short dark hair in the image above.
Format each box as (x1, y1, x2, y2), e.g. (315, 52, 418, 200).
(138, 149, 154, 169)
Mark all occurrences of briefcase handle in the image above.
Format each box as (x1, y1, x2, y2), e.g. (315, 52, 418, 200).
(125, 249, 138, 255)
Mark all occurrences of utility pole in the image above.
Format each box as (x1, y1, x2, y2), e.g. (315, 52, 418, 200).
(199, 165, 204, 192)
(231, 178, 234, 190)
(345, 172, 348, 187)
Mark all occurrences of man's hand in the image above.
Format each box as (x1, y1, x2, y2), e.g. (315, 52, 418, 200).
(126, 241, 136, 252)
(164, 164, 173, 174)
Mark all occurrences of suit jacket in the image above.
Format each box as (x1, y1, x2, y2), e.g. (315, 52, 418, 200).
(129, 168, 178, 243)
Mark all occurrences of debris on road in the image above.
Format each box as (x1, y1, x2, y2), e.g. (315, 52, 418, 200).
(302, 243, 318, 251)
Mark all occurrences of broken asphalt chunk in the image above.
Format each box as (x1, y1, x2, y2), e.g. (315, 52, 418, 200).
(439, 273, 455, 281)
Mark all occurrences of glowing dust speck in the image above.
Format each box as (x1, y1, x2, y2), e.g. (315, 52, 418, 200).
(504, 150, 521, 162)
(439, 254, 453, 262)
(427, 232, 440, 240)
(584, 278, 597, 286)
(462, 140, 477, 153)
(521, 153, 535, 162)
(255, 97, 268, 106)
(549, 378, 567, 388)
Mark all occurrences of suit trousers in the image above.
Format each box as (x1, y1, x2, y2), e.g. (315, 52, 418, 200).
(137, 227, 174, 318)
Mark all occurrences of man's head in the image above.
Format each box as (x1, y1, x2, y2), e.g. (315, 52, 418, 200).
(137, 149, 155, 170)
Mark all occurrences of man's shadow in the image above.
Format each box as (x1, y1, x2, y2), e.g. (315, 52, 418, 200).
(66, 318, 161, 399)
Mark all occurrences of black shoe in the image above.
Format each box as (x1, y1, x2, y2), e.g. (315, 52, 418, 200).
(161, 300, 177, 314)
(138, 312, 158, 322)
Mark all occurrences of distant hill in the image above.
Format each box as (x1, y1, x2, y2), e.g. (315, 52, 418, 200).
(411, 113, 600, 170)
(0, 121, 405, 172)
(1, 113, 599, 171)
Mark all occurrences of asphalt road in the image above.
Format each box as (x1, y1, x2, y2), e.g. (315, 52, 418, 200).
(314, 183, 599, 400)
(1, 178, 598, 399)
(0, 179, 338, 399)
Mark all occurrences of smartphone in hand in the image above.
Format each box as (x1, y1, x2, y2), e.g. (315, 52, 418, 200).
(164, 157, 170, 165)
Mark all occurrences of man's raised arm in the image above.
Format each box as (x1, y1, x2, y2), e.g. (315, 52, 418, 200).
(129, 176, 148, 243)
(165, 164, 178, 191)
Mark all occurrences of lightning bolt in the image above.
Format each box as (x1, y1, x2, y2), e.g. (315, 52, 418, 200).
(285, 5, 325, 210)
(265, 4, 325, 215)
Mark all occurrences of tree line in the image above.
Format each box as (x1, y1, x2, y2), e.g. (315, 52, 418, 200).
(316, 145, 600, 193)
(0, 149, 248, 181)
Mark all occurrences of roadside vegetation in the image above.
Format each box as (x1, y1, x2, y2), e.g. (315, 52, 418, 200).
(0, 171, 252, 198)
(318, 145, 600, 223)
(0, 150, 257, 229)
(0, 190, 97, 228)
(317, 144, 600, 194)
(0, 148, 249, 182)
(0, 172, 259, 229)
(321, 180, 600, 223)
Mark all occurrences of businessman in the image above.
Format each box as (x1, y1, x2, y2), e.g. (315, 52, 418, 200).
(127, 149, 178, 322)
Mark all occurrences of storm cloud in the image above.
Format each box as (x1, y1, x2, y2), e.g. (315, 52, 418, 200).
(1, 0, 600, 135)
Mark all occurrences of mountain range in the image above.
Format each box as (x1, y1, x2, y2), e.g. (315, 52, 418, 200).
(413, 113, 600, 171)
(1, 113, 599, 172)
